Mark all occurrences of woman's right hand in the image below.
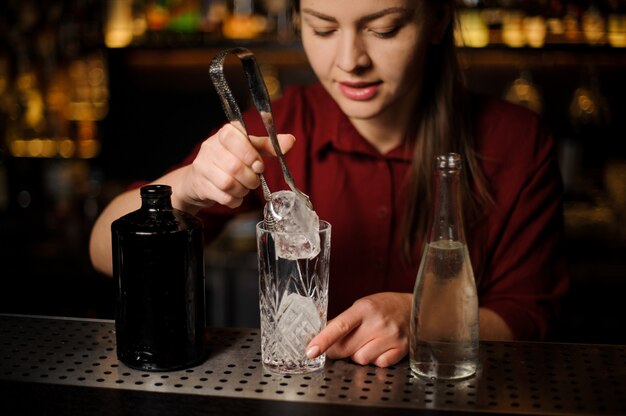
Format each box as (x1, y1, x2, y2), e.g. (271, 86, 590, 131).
(89, 123, 295, 276)
(172, 123, 296, 213)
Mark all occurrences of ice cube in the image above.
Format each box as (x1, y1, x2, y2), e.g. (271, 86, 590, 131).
(275, 293, 322, 360)
(266, 190, 320, 259)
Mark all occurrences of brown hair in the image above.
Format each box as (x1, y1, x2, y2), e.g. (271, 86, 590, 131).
(401, 0, 492, 261)
(291, 0, 492, 262)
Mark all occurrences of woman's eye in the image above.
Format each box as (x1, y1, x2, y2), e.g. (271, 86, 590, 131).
(370, 26, 400, 38)
(312, 28, 336, 37)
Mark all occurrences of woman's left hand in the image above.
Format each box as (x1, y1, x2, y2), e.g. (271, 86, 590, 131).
(305, 292, 412, 368)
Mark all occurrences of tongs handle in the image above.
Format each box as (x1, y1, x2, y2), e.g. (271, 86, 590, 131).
(209, 47, 313, 210)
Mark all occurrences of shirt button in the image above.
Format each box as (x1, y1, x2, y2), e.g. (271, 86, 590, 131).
(377, 206, 389, 219)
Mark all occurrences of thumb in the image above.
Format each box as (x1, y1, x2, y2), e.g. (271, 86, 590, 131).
(250, 134, 296, 157)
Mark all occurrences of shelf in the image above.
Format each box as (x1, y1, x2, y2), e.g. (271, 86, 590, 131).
(122, 42, 308, 71)
(116, 41, 626, 73)
(458, 45, 626, 69)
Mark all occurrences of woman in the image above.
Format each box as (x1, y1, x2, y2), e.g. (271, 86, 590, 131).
(90, 0, 568, 367)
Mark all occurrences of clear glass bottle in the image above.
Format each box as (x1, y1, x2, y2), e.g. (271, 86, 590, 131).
(409, 153, 479, 381)
(112, 184, 207, 371)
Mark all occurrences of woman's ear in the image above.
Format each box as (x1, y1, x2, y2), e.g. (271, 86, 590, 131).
(430, 4, 452, 45)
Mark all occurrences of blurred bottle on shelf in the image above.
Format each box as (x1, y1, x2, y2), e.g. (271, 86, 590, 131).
(524, 14, 547, 47)
(502, 9, 527, 47)
(569, 71, 610, 128)
(5, 51, 108, 160)
(200, 0, 229, 33)
(582, 4, 607, 45)
(504, 70, 543, 114)
(261, 0, 293, 41)
(97, 0, 626, 48)
(607, 0, 626, 47)
(145, 0, 172, 31)
(105, 0, 135, 48)
(544, 0, 566, 42)
(566, 67, 611, 197)
(451, 0, 626, 48)
(222, 0, 267, 39)
(563, 4, 583, 43)
(135, 0, 295, 41)
(7, 45, 48, 156)
(457, 6, 490, 48)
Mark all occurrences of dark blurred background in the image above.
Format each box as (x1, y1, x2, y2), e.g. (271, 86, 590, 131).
(0, 0, 625, 344)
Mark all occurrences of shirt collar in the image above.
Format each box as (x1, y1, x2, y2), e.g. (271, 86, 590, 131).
(309, 84, 414, 163)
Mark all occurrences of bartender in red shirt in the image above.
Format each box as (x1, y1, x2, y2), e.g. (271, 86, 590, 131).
(90, 0, 569, 368)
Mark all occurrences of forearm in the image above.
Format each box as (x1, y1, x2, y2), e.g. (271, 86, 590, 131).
(479, 307, 514, 341)
(89, 188, 141, 276)
(88, 166, 201, 276)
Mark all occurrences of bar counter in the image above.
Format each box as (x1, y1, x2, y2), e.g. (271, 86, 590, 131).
(1, 314, 625, 415)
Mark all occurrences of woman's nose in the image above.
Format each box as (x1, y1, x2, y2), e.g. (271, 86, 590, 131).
(335, 32, 371, 72)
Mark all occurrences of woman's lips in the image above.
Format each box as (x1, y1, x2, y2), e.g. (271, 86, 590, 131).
(338, 81, 381, 101)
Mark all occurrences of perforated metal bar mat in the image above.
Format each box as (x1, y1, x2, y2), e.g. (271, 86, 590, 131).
(1, 314, 625, 415)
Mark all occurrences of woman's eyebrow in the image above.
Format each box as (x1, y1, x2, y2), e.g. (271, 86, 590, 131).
(358, 7, 413, 24)
(301, 7, 412, 24)
(301, 8, 337, 23)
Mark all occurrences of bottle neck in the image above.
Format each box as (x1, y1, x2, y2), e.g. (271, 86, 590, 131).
(428, 157, 466, 244)
(140, 184, 173, 211)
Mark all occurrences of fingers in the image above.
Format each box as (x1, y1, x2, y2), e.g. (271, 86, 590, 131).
(217, 125, 265, 178)
(224, 123, 296, 164)
(184, 123, 296, 209)
(185, 125, 256, 208)
(305, 293, 411, 368)
(373, 348, 406, 368)
(249, 133, 296, 157)
(324, 328, 407, 368)
(342, 338, 406, 368)
(305, 311, 362, 360)
(216, 124, 296, 177)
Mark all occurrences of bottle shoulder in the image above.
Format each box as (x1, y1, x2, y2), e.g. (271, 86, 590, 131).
(112, 207, 202, 233)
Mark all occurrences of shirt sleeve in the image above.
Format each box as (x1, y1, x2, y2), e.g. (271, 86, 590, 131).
(477, 124, 569, 340)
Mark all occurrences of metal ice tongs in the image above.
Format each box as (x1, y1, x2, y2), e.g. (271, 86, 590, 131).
(209, 47, 313, 227)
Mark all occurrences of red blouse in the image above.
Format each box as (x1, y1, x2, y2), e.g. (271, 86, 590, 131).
(185, 83, 568, 341)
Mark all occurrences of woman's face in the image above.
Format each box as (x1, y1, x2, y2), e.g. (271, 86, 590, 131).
(300, 0, 439, 124)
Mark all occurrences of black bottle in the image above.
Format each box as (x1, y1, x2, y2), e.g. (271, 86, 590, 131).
(112, 184, 207, 371)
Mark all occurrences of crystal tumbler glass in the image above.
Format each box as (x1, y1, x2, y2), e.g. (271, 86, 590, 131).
(256, 220, 331, 374)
